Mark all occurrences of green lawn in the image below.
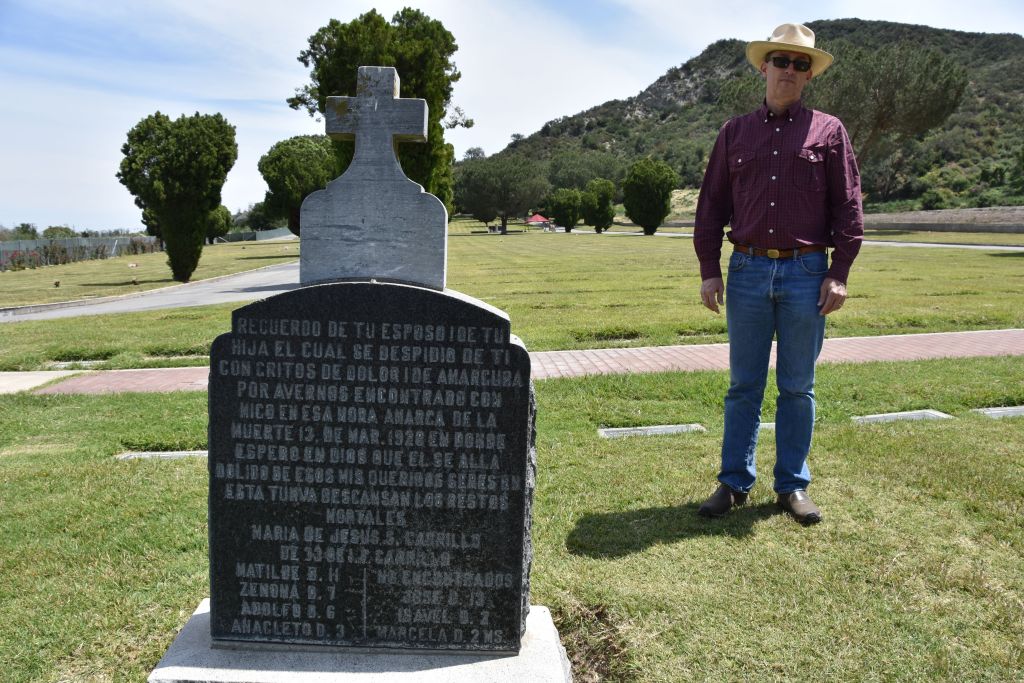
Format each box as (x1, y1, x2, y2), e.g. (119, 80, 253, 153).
(2, 357, 1022, 681)
(2, 232, 1023, 371)
(862, 229, 1024, 246)
(0, 239, 300, 308)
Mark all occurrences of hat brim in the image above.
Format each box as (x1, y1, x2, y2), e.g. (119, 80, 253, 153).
(746, 41, 833, 75)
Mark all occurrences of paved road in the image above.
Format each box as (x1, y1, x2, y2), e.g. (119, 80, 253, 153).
(0, 262, 300, 322)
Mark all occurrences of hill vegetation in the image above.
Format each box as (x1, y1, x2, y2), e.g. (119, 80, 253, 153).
(486, 19, 1024, 211)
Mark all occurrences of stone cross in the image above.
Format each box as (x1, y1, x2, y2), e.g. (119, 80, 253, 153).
(325, 68, 426, 182)
(300, 66, 448, 289)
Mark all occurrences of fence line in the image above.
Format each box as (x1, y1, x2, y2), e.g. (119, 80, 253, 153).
(0, 236, 162, 272)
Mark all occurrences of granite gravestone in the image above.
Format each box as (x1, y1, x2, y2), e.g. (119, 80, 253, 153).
(207, 284, 535, 651)
(205, 66, 537, 655)
(300, 66, 447, 288)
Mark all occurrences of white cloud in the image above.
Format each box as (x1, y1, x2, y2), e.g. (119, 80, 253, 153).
(0, 0, 1021, 230)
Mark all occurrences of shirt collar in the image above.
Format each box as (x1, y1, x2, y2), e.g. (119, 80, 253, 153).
(759, 99, 805, 123)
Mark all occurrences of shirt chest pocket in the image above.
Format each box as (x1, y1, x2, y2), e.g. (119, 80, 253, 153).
(728, 149, 758, 195)
(794, 148, 826, 192)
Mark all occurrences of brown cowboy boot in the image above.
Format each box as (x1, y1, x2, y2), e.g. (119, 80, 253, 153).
(776, 490, 822, 525)
(698, 484, 748, 518)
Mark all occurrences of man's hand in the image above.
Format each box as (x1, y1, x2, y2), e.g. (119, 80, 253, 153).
(818, 277, 847, 315)
(700, 277, 725, 314)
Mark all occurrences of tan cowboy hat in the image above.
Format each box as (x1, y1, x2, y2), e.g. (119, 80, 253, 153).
(746, 23, 834, 75)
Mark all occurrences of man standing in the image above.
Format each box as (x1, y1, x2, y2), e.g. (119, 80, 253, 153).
(694, 23, 863, 524)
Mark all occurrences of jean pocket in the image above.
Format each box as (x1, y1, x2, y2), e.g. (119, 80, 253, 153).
(797, 252, 828, 275)
(728, 251, 750, 272)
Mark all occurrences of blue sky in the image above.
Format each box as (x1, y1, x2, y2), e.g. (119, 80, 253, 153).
(1, 0, 1022, 231)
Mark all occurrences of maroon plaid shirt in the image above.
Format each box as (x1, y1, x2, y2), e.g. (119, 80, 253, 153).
(694, 100, 863, 283)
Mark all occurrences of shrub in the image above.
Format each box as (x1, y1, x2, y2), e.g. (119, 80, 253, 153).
(919, 187, 957, 210)
(548, 188, 583, 233)
(623, 158, 679, 235)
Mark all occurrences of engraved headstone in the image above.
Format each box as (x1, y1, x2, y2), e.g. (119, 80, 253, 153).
(299, 66, 447, 289)
(206, 283, 535, 652)
(200, 66, 545, 659)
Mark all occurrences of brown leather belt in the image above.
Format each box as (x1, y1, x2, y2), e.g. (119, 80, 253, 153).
(732, 243, 827, 259)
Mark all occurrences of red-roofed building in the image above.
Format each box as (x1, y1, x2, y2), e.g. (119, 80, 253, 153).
(526, 214, 551, 230)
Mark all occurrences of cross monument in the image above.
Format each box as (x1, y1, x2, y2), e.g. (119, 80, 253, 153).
(299, 66, 448, 289)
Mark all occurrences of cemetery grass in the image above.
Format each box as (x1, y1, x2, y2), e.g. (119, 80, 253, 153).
(2, 234, 1024, 371)
(1, 357, 1022, 681)
(0, 239, 300, 308)
(860, 229, 1024, 246)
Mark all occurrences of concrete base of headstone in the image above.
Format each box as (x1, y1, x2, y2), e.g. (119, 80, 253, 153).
(148, 599, 571, 683)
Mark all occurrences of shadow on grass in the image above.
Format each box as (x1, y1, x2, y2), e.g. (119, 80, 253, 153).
(235, 283, 302, 294)
(237, 255, 297, 260)
(989, 251, 1024, 257)
(566, 502, 780, 558)
(79, 279, 171, 287)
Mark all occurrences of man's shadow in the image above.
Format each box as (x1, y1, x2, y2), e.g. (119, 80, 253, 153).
(565, 502, 780, 559)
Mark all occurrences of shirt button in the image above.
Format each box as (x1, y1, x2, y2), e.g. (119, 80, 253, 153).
(770, 202, 775, 207)
(737, 158, 742, 163)
(771, 175, 776, 180)
(769, 229, 774, 234)
(775, 127, 781, 132)
(773, 150, 778, 155)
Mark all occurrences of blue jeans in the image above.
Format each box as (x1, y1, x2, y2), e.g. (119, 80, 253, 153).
(719, 250, 827, 494)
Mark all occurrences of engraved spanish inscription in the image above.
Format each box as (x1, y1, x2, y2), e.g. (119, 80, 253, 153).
(207, 282, 535, 652)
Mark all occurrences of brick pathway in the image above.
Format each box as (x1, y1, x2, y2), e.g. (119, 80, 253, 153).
(29, 328, 1024, 395)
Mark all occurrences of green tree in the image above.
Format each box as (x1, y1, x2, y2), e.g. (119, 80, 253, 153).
(580, 177, 617, 233)
(547, 150, 624, 190)
(288, 9, 465, 213)
(141, 207, 162, 243)
(676, 142, 707, 188)
(259, 135, 340, 236)
(43, 225, 77, 239)
(117, 111, 237, 281)
(206, 205, 232, 244)
(454, 156, 549, 234)
(548, 188, 583, 232)
(242, 202, 283, 231)
(4, 223, 39, 240)
(623, 158, 679, 235)
(453, 159, 498, 224)
(807, 41, 968, 164)
(1011, 146, 1024, 192)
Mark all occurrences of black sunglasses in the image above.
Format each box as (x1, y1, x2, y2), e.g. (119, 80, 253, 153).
(770, 55, 812, 72)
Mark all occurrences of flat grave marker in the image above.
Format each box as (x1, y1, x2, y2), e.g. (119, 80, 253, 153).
(852, 409, 953, 424)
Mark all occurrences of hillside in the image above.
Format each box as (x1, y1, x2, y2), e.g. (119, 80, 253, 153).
(494, 19, 1024, 208)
